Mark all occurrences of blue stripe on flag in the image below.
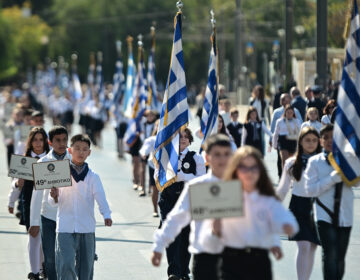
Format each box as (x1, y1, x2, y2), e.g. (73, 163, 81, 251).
(335, 106, 360, 156)
(174, 14, 182, 42)
(352, 29, 360, 48)
(345, 51, 353, 66)
(333, 141, 357, 181)
(165, 142, 179, 176)
(341, 70, 360, 117)
(155, 110, 188, 145)
(176, 51, 185, 71)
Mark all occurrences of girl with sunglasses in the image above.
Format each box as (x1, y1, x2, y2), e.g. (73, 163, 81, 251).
(210, 146, 298, 280)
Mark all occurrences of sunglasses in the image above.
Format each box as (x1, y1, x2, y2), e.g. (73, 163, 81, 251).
(237, 165, 260, 173)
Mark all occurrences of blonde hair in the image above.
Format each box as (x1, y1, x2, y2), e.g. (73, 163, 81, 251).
(305, 107, 319, 121)
(223, 146, 278, 198)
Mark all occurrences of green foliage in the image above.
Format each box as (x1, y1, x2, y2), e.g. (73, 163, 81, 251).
(0, 5, 51, 80)
(0, 0, 352, 85)
(0, 12, 18, 79)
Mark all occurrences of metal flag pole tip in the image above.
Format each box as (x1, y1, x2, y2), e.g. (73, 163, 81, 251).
(176, 0, 183, 12)
(137, 34, 143, 47)
(210, 9, 216, 27)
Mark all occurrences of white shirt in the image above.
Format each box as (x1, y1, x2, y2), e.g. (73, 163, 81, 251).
(321, 114, 331, 125)
(304, 153, 355, 227)
(48, 167, 111, 233)
(273, 118, 302, 149)
(300, 120, 322, 133)
(176, 148, 206, 182)
(270, 106, 303, 133)
(153, 172, 223, 254)
(205, 190, 298, 250)
(276, 157, 310, 200)
(139, 136, 156, 169)
(30, 150, 71, 225)
(219, 111, 231, 126)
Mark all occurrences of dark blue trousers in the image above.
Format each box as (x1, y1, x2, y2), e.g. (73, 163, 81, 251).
(158, 183, 191, 278)
(41, 215, 57, 280)
(317, 221, 351, 280)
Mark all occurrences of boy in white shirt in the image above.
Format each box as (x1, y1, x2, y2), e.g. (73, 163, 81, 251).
(305, 124, 354, 280)
(29, 125, 71, 280)
(49, 134, 112, 280)
(151, 134, 233, 280)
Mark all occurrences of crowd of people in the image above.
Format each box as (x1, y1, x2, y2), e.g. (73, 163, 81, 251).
(0, 79, 357, 280)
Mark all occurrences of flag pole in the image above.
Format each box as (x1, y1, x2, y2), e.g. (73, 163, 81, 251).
(147, 26, 156, 107)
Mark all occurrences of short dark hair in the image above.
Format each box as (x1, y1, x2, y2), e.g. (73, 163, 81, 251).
(182, 128, 194, 144)
(320, 124, 334, 137)
(70, 134, 91, 148)
(204, 134, 231, 153)
(48, 126, 68, 142)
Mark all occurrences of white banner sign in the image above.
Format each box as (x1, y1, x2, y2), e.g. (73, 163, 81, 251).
(189, 180, 243, 220)
(8, 155, 38, 180)
(33, 160, 72, 190)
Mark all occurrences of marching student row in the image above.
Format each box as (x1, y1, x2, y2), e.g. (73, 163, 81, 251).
(150, 125, 355, 280)
(7, 126, 112, 280)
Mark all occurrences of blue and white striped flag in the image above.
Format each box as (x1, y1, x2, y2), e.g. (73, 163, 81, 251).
(124, 46, 148, 146)
(112, 57, 125, 107)
(329, 0, 360, 186)
(200, 26, 219, 151)
(147, 30, 160, 112)
(123, 39, 136, 114)
(72, 73, 82, 100)
(153, 12, 188, 192)
(96, 62, 105, 102)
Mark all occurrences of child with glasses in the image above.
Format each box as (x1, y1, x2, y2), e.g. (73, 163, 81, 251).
(210, 146, 298, 280)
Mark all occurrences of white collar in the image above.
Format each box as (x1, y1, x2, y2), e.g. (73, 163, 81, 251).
(245, 189, 260, 201)
(180, 147, 189, 156)
(31, 151, 47, 158)
(207, 170, 222, 181)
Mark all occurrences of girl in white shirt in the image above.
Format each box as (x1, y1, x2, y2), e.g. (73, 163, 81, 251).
(300, 107, 322, 133)
(276, 127, 321, 280)
(273, 104, 302, 168)
(212, 146, 298, 280)
(9, 127, 50, 280)
(321, 99, 336, 125)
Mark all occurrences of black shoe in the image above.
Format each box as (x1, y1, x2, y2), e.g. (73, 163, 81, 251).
(28, 272, 40, 280)
(39, 262, 47, 279)
(181, 276, 191, 280)
(168, 276, 180, 280)
(15, 211, 21, 219)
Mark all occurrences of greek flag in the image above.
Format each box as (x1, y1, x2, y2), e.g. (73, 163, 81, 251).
(200, 27, 219, 151)
(96, 63, 105, 102)
(72, 72, 82, 100)
(112, 57, 125, 107)
(329, 0, 360, 186)
(124, 48, 148, 146)
(153, 12, 188, 191)
(123, 51, 136, 114)
(147, 41, 160, 111)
